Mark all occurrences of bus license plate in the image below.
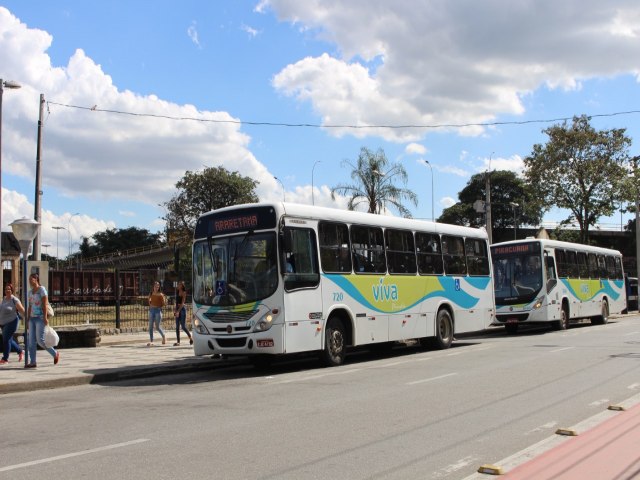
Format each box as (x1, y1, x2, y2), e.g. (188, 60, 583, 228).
(506, 318, 518, 324)
(257, 339, 274, 348)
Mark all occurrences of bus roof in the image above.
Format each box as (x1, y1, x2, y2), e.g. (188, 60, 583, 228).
(491, 238, 622, 256)
(198, 202, 488, 239)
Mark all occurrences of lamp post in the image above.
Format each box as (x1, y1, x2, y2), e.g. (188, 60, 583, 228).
(67, 212, 80, 258)
(10, 217, 40, 367)
(0, 79, 22, 266)
(41, 242, 51, 256)
(423, 160, 434, 221)
(52, 226, 66, 269)
(274, 176, 285, 202)
(311, 160, 322, 206)
(510, 202, 519, 240)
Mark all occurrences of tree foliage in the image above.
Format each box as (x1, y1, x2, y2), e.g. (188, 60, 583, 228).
(438, 170, 542, 229)
(79, 227, 162, 257)
(331, 147, 418, 217)
(164, 166, 259, 245)
(524, 115, 631, 243)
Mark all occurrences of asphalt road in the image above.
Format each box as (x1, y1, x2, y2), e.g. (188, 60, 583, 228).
(2, 315, 639, 479)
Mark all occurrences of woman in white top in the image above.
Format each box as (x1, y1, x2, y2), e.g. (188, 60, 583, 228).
(0, 283, 25, 364)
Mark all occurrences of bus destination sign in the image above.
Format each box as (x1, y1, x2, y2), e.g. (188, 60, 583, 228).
(491, 241, 540, 256)
(195, 206, 277, 237)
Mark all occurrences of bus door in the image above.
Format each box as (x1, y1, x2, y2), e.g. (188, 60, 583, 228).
(280, 224, 323, 354)
(544, 251, 562, 319)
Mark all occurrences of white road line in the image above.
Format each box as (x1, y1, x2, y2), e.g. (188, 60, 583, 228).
(623, 331, 640, 336)
(549, 346, 575, 353)
(589, 398, 610, 407)
(628, 383, 640, 390)
(272, 368, 363, 384)
(524, 421, 558, 436)
(0, 439, 149, 472)
(406, 372, 457, 386)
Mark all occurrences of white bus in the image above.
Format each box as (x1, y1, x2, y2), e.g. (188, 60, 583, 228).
(192, 202, 495, 366)
(491, 238, 626, 333)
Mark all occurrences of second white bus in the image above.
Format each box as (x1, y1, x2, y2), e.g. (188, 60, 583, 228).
(491, 238, 626, 333)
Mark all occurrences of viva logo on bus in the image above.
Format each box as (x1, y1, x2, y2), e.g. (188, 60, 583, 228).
(372, 277, 398, 302)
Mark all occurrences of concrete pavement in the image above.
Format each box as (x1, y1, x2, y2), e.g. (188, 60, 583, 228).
(0, 331, 237, 394)
(3, 329, 640, 480)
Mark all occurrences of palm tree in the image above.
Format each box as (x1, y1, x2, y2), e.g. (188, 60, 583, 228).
(331, 147, 418, 217)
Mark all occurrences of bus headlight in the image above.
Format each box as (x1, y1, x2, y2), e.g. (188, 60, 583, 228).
(253, 312, 274, 332)
(194, 318, 210, 334)
(532, 297, 544, 310)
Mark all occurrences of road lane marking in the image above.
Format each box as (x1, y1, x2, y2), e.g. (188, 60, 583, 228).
(524, 421, 558, 436)
(0, 439, 149, 472)
(628, 383, 640, 390)
(623, 331, 640, 336)
(406, 372, 457, 385)
(549, 346, 574, 353)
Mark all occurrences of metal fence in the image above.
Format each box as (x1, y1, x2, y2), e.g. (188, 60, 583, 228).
(48, 295, 193, 333)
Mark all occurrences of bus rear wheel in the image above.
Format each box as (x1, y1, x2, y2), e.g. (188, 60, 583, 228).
(592, 299, 609, 325)
(421, 309, 454, 350)
(320, 317, 346, 367)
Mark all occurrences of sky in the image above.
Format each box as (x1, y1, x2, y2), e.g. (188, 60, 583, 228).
(1, 0, 639, 260)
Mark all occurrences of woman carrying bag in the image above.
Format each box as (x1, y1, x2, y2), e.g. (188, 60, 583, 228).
(0, 284, 25, 364)
(25, 273, 59, 368)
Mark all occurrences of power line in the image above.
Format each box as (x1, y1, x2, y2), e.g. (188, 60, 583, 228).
(46, 100, 640, 130)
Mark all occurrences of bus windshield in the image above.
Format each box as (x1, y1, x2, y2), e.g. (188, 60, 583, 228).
(193, 232, 278, 306)
(492, 251, 543, 304)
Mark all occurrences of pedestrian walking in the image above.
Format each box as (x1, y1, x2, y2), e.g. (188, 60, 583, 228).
(25, 273, 59, 368)
(173, 281, 193, 346)
(147, 281, 166, 346)
(0, 284, 25, 365)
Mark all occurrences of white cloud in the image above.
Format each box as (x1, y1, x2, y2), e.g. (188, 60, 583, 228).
(268, 0, 640, 141)
(187, 21, 200, 47)
(405, 143, 427, 155)
(241, 23, 260, 38)
(440, 196, 456, 208)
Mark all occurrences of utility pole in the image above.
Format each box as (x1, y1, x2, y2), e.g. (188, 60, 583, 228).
(485, 153, 493, 244)
(33, 94, 45, 260)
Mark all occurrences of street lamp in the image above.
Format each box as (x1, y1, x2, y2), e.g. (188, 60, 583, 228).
(52, 226, 66, 269)
(423, 160, 434, 221)
(274, 176, 285, 202)
(10, 217, 40, 367)
(0, 79, 22, 265)
(510, 202, 519, 240)
(67, 212, 80, 258)
(311, 160, 322, 206)
(41, 242, 51, 256)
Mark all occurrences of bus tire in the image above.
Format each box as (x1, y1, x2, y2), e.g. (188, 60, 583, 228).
(505, 323, 519, 334)
(249, 354, 273, 370)
(592, 299, 609, 325)
(553, 304, 569, 330)
(320, 317, 346, 367)
(430, 309, 454, 350)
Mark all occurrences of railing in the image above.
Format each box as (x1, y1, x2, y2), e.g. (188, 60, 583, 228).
(48, 295, 193, 333)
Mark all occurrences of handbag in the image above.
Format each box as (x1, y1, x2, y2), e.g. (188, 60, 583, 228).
(46, 302, 55, 317)
(44, 325, 59, 348)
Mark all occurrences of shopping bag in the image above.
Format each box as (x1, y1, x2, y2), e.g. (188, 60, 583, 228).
(44, 325, 59, 348)
(46, 302, 55, 317)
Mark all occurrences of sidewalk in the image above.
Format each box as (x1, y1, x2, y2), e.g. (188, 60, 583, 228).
(0, 332, 238, 394)
(464, 392, 640, 480)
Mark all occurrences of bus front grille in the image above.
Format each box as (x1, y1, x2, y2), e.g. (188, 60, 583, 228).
(204, 310, 258, 323)
(216, 337, 248, 348)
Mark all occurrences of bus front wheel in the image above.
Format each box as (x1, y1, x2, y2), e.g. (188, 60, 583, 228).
(553, 305, 569, 330)
(320, 318, 346, 367)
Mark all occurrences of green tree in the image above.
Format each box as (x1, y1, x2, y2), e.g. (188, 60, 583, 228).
(164, 166, 259, 246)
(79, 227, 162, 257)
(331, 147, 417, 217)
(438, 170, 542, 231)
(524, 115, 631, 244)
